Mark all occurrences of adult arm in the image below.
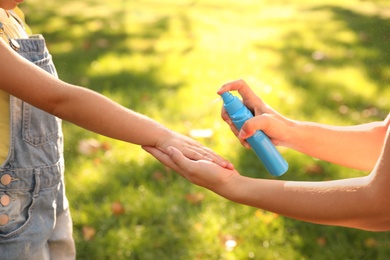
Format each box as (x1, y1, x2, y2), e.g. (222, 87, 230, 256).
(218, 79, 389, 170)
(143, 126, 390, 231)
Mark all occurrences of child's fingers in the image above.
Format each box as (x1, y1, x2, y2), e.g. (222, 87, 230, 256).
(181, 143, 232, 169)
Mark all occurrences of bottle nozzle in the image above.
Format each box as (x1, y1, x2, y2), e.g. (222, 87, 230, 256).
(220, 92, 244, 115)
(220, 92, 234, 103)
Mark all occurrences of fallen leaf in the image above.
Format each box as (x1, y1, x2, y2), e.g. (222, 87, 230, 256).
(101, 141, 112, 151)
(82, 226, 96, 241)
(153, 171, 165, 181)
(111, 201, 125, 216)
(364, 238, 377, 248)
(304, 163, 324, 175)
(78, 138, 111, 156)
(185, 193, 205, 205)
(78, 139, 101, 155)
(317, 236, 327, 246)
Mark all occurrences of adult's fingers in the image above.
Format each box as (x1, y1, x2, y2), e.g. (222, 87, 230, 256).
(217, 79, 258, 103)
(142, 146, 181, 172)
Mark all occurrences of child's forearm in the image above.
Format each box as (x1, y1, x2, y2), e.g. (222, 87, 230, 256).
(286, 118, 389, 170)
(0, 41, 170, 147)
(1, 42, 233, 167)
(53, 84, 171, 147)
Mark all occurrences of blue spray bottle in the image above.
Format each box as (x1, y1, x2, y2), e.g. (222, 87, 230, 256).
(220, 92, 288, 177)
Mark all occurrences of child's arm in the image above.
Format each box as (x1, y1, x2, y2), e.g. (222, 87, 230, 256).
(143, 126, 390, 231)
(0, 40, 232, 168)
(218, 79, 389, 171)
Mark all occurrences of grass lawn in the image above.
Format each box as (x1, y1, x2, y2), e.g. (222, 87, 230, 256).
(22, 0, 390, 259)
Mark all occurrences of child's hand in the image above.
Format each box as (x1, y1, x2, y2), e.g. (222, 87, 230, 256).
(217, 79, 293, 147)
(142, 146, 239, 192)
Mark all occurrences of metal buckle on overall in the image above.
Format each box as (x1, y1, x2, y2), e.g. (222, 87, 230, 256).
(0, 22, 20, 51)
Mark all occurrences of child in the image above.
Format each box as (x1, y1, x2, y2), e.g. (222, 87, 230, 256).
(0, 2, 231, 259)
(144, 79, 390, 232)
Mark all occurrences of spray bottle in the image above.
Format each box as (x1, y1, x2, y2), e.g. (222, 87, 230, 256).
(220, 92, 288, 177)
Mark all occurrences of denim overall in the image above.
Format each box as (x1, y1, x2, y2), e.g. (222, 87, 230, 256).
(0, 35, 76, 259)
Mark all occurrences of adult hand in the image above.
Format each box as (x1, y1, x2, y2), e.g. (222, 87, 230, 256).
(217, 79, 294, 147)
(142, 145, 238, 191)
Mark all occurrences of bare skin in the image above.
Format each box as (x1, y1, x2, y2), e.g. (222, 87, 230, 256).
(143, 79, 390, 231)
(0, 3, 232, 169)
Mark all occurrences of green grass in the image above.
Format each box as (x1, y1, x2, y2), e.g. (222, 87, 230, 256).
(22, 0, 390, 259)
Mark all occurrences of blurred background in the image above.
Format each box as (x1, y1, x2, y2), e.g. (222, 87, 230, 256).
(22, 0, 390, 259)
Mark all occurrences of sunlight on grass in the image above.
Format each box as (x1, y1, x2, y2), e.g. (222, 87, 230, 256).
(88, 55, 136, 75)
(22, 0, 390, 259)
